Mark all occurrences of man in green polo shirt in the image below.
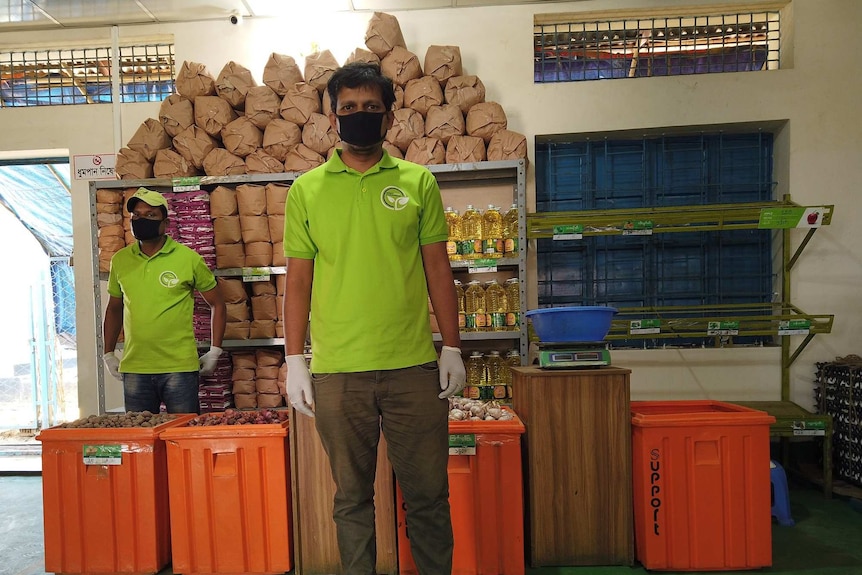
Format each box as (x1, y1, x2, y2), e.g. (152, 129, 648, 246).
(284, 63, 466, 575)
(102, 188, 226, 414)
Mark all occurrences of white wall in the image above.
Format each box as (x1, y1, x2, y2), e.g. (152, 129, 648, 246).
(0, 0, 857, 415)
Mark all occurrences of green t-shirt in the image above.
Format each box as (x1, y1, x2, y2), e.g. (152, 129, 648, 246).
(107, 236, 217, 373)
(284, 150, 448, 373)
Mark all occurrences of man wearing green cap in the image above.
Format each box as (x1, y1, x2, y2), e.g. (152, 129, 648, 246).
(102, 187, 226, 414)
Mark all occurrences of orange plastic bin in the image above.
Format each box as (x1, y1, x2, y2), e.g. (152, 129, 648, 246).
(36, 413, 195, 575)
(160, 414, 293, 575)
(631, 400, 776, 571)
(396, 408, 526, 575)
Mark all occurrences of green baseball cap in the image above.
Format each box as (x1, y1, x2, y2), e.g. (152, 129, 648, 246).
(127, 187, 169, 213)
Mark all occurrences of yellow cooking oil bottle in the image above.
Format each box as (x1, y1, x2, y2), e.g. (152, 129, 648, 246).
(464, 280, 487, 331)
(445, 207, 462, 261)
(482, 204, 503, 258)
(484, 279, 508, 332)
(465, 351, 485, 399)
(454, 279, 466, 331)
(485, 350, 505, 400)
(505, 349, 520, 400)
(461, 204, 483, 260)
(502, 203, 519, 256)
(505, 277, 521, 331)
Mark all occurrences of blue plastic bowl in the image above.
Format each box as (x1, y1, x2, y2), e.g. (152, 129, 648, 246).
(525, 306, 618, 342)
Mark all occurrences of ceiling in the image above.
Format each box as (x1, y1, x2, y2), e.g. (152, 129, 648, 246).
(0, 0, 571, 32)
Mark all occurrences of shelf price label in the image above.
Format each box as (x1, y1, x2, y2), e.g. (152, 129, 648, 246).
(707, 321, 739, 336)
(467, 258, 498, 274)
(778, 319, 811, 336)
(622, 220, 653, 236)
(448, 433, 476, 456)
(758, 207, 826, 229)
(172, 176, 202, 191)
(83, 444, 122, 466)
(242, 267, 271, 282)
(552, 224, 583, 240)
(792, 420, 826, 436)
(630, 319, 661, 335)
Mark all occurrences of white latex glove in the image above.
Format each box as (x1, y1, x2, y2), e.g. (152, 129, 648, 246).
(286, 354, 315, 417)
(438, 346, 467, 399)
(103, 351, 121, 380)
(199, 346, 222, 376)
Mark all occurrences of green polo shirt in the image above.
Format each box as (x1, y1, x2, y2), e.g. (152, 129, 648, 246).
(107, 236, 217, 373)
(284, 150, 448, 373)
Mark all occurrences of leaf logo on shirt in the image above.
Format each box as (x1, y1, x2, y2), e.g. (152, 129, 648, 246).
(381, 186, 409, 211)
(159, 271, 179, 288)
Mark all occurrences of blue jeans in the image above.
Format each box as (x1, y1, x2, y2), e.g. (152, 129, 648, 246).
(122, 372, 200, 414)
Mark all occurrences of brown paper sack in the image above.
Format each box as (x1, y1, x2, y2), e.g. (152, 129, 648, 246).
(268, 214, 285, 243)
(99, 235, 125, 251)
(127, 118, 171, 162)
(302, 113, 340, 155)
(244, 86, 281, 130)
(251, 280, 277, 296)
(226, 302, 250, 322)
(383, 141, 404, 159)
(98, 252, 115, 273)
(224, 320, 251, 341)
(232, 380, 256, 395)
(214, 216, 242, 244)
(283, 144, 325, 172)
(272, 242, 286, 267)
(444, 75, 486, 115)
(364, 12, 406, 58)
(276, 274, 286, 296)
(99, 223, 124, 237)
(216, 61, 257, 109)
(381, 46, 422, 87)
(257, 350, 283, 369)
(403, 76, 443, 117)
(115, 147, 153, 180)
(263, 53, 304, 96)
(233, 367, 256, 382)
(304, 50, 339, 94)
(279, 361, 287, 381)
(218, 277, 249, 303)
(173, 125, 218, 170)
(96, 190, 123, 204)
(203, 148, 247, 177)
(446, 135, 486, 164)
(345, 47, 380, 66)
(265, 183, 289, 215)
(424, 104, 465, 145)
(221, 116, 262, 157)
(159, 94, 194, 138)
(236, 184, 267, 216)
(231, 351, 256, 369)
(256, 379, 280, 394)
(386, 108, 425, 153)
(233, 392, 257, 408)
(275, 320, 285, 339)
(424, 45, 463, 87)
(216, 242, 245, 268)
(466, 101, 508, 144)
(96, 202, 121, 214)
(263, 119, 302, 162)
(487, 129, 528, 162)
(176, 61, 216, 103)
(97, 212, 122, 227)
(257, 365, 281, 379)
(405, 137, 445, 165)
(321, 88, 333, 116)
(194, 95, 236, 138)
(245, 149, 285, 174)
(250, 319, 276, 339)
(252, 294, 278, 320)
(245, 242, 273, 267)
(393, 85, 404, 110)
(153, 148, 197, 179)
(257, 393, 283, 408)
(210, 185, 238, 217)
(276, 294, 284, 320)
(280, 83, 321, 125)
(240, 215, 271, 243)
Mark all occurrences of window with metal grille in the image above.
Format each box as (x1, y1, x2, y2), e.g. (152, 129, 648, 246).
(535, 132, 775, 347)
(534, 8, 780, 82)
(0, 43, 175, 106)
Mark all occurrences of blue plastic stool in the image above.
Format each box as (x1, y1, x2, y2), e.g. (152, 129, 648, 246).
(771, 460, 795, 526)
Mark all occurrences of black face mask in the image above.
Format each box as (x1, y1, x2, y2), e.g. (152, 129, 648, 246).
(131, 218, 164, 241)
(336, 111, 387, 147)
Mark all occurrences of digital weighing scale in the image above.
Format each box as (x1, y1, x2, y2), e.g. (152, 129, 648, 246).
(537, 341, 611, 369)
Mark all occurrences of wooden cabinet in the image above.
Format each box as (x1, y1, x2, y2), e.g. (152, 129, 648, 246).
(512, 366, 633, 566)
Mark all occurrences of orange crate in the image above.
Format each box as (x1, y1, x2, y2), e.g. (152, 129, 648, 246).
(36, 413, 195, 574)
(160, 413, 293, 575)
(397, 408, 526, 575)
(631, 400, 776, 571)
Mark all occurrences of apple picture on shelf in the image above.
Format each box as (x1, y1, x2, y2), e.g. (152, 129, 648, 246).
(807, 211, 820, 225)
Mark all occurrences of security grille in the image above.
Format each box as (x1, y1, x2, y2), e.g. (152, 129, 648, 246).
(534, 9, 780, 82)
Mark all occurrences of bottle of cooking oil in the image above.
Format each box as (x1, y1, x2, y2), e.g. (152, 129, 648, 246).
(464, 280, 487, 331)
(484, 279, 508, 332)
(504, 277, 521, 331)
(482, 204, 503, 258)
(461, 205, 483, 260)
(465, 351, 485, 399)
(503, 203, 519, 256)
(485, 350, 506, 400)
(505, 349, 520, 400)
(454, 279, 466, 331)
(445, 207, 462, 261)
